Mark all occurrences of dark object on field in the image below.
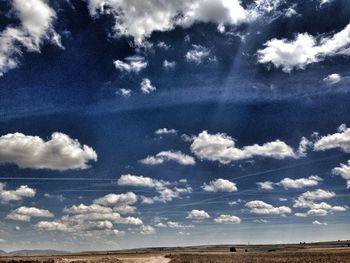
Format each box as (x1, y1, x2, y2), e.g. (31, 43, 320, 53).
(268, 249, 276, 252)
(348, 243, 350, 247)
(229, 247, 237, 252)
(245, 249, 248, 252)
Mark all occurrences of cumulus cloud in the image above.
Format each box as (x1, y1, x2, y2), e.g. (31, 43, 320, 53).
(140, 225, 156, 235)
(113, 55, 147, 73)
(293, 189, 346, 217)
(36, 192, 143, 236)
(152, 186, 192, 203)
(186, 209, 210, 220)
(245, 200, 291, 215)
(140, 78, 156, 94)
(214, 214, 241, 224)
(63, 204, 112, 214)
(300, 189, 335, 200)
(257, 181, 274, 190)
(0, 132, 97, 170)
(0, 183, 36, 204)
(332, 160, 350, 188)
(7, 206, 53, 222)
(258, 176, 323, 190)
(117, 174, 168, 189)
(257, 24, 350, 72)
(93, 192, 137, 208)
(0, 0, 62, 76)
(191, 131, 298, 164)
(202, 178, 237, 192)
(323, 73, 342, 85)
(86, 0, 248, 44)
(185, 45, 213, 64)
(140, 150, 195, 166)
(314, 124, 350, 153)
(279, 176, 323, 189)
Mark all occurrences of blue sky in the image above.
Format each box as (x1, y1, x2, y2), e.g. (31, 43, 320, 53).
(0, 0, 350, 252)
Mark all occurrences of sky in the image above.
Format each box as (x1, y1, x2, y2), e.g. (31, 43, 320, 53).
(0, 0, 350, 252)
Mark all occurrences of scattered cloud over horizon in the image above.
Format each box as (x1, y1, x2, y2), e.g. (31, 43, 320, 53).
(245, 200, 291, 216)
(7, 206, 53, 222)
(214, 214, 241, 224)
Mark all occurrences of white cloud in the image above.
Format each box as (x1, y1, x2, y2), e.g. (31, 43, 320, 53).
(257, 181, 274, 190)
(314, 124, 350, 153)
(113, 55, 147, 73)
(0, 0, 61, 76)
(293, 190, 346, 217)
(0, 183, 36, 204)
(313, 220, 328, 225)
(163, 60, 176, 69)
(300, 189, 335, 200)
(191, 131, 298, 164)
(7, 206, 53, 222)
(214, 214, 241, 224)
(0, 132, 97, 170)
(258, 176, 323, 190)
(36, 193, 143, 236)
(245, 200, 291, 215)
(117, 174, 168, 189)
(155, 128, 178, 136)
(63, 204, 112, 214)
(140, 78, 156, 94)
(186, 209, 210, 220)
(185, 45, 212, 64)
(140, 150, 196, 166)
(86, 0, 247, 44)
(202, 178, 237, 192)
(118, 88, 132, 97)
(93, 192, 137, 208)
(140, 225, 156, 235)
(279, 176, 323, 189)
(332, 160, 350, 188)
(323, 73, 342, 85)
(257, 24, 350, 72)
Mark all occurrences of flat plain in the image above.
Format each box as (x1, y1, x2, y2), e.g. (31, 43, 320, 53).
(1, 240, 350, 263)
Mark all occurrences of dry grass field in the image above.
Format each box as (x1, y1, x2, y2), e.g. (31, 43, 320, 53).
(1, 241, 350, 263)
(166, 250, 350, 263)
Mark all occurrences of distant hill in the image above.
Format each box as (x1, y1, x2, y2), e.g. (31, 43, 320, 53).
(0, 250, 7, 255)
(9, 250, 69, 256)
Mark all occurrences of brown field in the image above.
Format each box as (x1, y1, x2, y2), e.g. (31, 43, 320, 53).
(1, 241, 350, 263)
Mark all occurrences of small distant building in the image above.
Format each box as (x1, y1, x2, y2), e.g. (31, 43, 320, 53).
(229, 247, 237, 252)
